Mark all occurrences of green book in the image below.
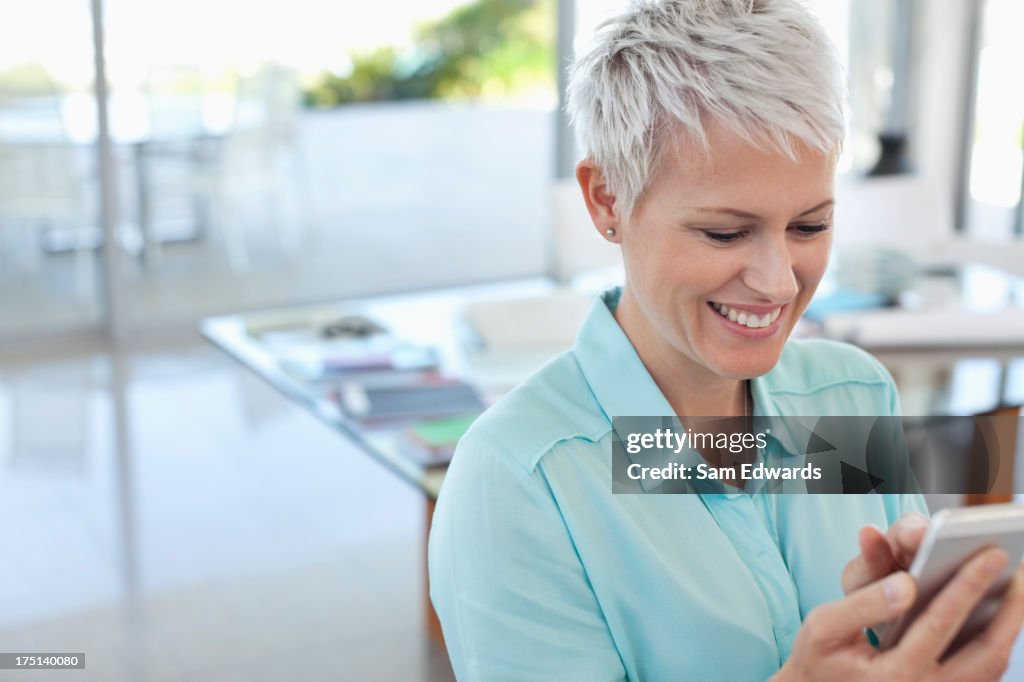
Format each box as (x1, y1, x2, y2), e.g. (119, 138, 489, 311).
(409, 413, 479, 449)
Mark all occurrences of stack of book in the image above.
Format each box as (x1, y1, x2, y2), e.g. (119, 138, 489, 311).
(334, 372, 484, 468)
(264, 314, 484, 467)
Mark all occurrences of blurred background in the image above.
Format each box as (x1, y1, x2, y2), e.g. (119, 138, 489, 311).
(0, 0, 1022, 679)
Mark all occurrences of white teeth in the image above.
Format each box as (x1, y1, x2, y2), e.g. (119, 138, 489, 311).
(711, 302, 783, 328)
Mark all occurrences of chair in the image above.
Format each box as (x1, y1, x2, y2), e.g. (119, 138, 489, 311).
(964, 405, 1022, 506)
(907, 405, 1022, 510)
(132, 63, 210, 265)
(201, 63, 312, 272)
(0, 72, 95, 298)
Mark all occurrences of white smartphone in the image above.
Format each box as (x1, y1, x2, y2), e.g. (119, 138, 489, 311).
(876, 503, 1024, 655)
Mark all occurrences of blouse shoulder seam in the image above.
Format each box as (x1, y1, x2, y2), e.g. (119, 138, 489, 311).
(525, 425, 613, 472)
(765, 377, 890, 396)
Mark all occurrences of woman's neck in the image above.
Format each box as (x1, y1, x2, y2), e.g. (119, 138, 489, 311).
(614, 287, 748, 418)
(614, 288, 755, 488)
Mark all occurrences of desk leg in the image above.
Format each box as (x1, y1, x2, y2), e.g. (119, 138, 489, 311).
(425, 497, 447, 652)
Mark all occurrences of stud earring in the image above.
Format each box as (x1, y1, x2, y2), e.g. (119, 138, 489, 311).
(605, 228, 616, 238)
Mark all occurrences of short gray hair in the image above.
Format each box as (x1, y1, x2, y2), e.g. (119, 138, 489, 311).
(567, 0, 846, 219)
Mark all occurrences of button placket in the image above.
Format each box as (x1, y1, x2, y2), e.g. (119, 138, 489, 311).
(701, 494, 803, 663)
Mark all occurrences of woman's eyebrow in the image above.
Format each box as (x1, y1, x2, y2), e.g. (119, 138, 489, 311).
(689, 199, 835, 220)
(795, 199, 835, 216)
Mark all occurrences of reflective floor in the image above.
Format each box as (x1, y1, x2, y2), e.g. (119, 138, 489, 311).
(4, 341, 1024, 680)
(0, 343, 454, 681)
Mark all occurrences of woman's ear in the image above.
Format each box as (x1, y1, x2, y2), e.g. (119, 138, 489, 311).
(576, 161, 620, 241)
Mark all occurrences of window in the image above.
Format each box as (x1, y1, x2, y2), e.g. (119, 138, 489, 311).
(961, 0, 1024, 240)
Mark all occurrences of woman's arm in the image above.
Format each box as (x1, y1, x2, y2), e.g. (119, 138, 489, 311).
(428, 433, 627, 681)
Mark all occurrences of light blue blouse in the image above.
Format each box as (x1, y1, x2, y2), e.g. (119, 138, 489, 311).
(429, 288, 928, 681)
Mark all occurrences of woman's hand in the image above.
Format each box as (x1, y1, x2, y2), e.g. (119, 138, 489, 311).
(773, 546, 1024, 681)
(842, 513, 930, 595)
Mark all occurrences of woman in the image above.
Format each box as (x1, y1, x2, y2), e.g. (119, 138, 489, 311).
(429, 1, 1024, 679)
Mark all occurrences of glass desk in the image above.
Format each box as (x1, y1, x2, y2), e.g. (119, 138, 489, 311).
(197, 278, 598, 497)
(201, 274, 1024, 499)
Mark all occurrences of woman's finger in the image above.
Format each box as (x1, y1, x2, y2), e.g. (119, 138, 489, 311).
(810, 572, 916, 645)
(941, 566, 1024, 680)
(842, 526, 898, 594)
(899, 547, 1009, 662)
(886, 513, 930, 568)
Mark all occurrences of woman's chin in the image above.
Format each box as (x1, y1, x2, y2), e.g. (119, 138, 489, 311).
(706, 352, 783, 382)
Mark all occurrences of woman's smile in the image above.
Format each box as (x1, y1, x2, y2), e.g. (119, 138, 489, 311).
(707, 301, 787, 338)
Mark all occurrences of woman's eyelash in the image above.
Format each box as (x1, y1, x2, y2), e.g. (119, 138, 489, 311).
(701, 230, 748, 242)
(700, 223, 831, 243)
(793, 223, 831, 235)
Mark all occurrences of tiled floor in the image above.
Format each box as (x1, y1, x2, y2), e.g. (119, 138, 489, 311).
(0, 343, 455, 681)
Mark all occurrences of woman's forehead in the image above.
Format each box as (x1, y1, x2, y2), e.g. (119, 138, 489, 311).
(643, 123, 836, 217)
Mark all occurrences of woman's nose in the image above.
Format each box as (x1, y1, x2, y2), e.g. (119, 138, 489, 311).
(741, 237, 799, 303)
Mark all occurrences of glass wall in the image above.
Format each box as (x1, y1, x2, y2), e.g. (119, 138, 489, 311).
(101, 0, 557, 328)
(0, 1, 103, 338)
(963, 0, 1024, 240)
(0, 0, 558, 342)
(6, 0, 1011, 341)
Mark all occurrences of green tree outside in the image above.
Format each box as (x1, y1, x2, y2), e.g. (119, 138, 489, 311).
(304, 0, 554, 107)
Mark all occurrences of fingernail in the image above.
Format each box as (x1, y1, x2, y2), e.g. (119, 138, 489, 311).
(884, 574, 907, 604)
(899, 517, 927, 538)
(985, 551, 1008, 575)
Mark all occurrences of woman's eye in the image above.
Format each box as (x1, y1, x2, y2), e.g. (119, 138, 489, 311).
(701, 230, 748, 243)
(791, 223, 830, 236)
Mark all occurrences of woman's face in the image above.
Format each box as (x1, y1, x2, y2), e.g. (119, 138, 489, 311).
(617, 120, 836, 381)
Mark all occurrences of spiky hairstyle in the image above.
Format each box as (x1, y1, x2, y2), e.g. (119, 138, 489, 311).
(567, 0, 846, 219)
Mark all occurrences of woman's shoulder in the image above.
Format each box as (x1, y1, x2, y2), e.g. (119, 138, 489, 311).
(758, 338, 897, 411)
(456, 350, 611, 474)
